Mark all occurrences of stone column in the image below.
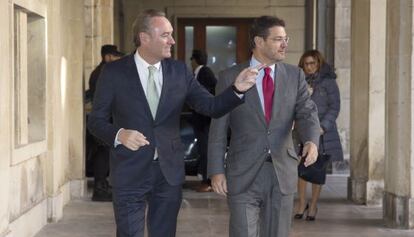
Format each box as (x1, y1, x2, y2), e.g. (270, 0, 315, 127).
(0, 1, 11, 236)
(348, 0, 386, 205)
(84, 0, 114, 90)
(100, 0, 114, 45)
(66, 0, 86, 198)
(334, 0, 351, 171)
(383, 0, 414, 229)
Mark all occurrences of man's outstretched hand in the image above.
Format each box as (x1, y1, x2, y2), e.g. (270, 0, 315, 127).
(233, 64, 265, 93)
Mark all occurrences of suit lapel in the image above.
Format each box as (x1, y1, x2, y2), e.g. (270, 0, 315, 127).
(269, 62, 286, 127)
(239, 62, 267, 126)
(125, 54, 153, 120)
(155, 60, 170, 122)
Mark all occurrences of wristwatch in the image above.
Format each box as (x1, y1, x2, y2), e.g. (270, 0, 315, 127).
(232, 84, 246, 94)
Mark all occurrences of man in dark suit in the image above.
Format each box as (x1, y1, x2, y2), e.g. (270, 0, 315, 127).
(87, 44, 123, 202)
(190, 49, 217, 192)
(208, 16, 321, 237)
(88, 9, 259, 237)
(89, 45, 124, 100)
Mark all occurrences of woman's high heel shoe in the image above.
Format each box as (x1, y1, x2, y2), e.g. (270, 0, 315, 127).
(294, 204, 309, 219)
(306, 207, 318, 221)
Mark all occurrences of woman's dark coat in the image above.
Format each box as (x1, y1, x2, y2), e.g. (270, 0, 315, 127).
(307, 64, 344, 161)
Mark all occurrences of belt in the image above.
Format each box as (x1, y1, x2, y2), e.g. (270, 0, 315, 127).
(265, 154, 272, 163)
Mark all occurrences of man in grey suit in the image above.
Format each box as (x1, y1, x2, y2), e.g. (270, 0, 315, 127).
(208, 15, 321, 237)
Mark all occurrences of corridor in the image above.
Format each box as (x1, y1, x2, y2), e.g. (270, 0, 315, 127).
(35, 175, 414, 237)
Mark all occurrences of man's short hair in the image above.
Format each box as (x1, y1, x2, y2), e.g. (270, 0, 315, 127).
(249, 16, 286, 50)
(132, 9, 166, 47)
(101, 45, 118, 57)
(113, 51, 125, 57)
(191, 49, 208, 65)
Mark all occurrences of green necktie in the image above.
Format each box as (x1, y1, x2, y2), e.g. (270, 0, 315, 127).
(147, 65, 159, 118)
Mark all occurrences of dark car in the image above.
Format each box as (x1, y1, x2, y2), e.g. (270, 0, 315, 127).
(179, 112, 200, 176)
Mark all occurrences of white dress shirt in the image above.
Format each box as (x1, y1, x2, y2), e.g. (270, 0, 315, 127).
(249, 56, 275, 114)
(114, 51, 163, 148)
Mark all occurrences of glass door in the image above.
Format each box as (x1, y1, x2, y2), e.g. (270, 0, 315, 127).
(177, 18, 253, 75)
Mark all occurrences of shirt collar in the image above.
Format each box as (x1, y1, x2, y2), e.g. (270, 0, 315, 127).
(134, 50, 161, 71)
(250, 56, 276, 75)
(194, 65, 203, 76)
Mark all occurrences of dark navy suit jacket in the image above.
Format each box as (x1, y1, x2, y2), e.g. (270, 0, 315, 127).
(88, 54, 243, 188)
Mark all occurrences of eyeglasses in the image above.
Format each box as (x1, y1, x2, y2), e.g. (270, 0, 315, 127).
(271, 36, 290, 44)
(304, 61, 317, 66)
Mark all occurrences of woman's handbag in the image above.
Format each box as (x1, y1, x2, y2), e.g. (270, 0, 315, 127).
(298, 136, 331, 185)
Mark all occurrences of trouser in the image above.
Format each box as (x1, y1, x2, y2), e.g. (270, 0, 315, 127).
(193, 124, 209, 182)
(112, 161, 182, 237)
(228, 161, 294, 237)
(93, 144, 110, 182)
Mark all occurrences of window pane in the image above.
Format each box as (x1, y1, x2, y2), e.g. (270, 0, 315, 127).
(206, 26, 236, 75)
(185, 26, 194, 70)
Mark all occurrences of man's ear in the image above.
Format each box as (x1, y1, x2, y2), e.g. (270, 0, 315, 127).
(254, 36, 263, 48)
(139, 32, 150, 44)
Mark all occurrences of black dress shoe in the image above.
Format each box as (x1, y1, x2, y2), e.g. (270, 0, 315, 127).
(92, 180, 112, 202)
(294, 204, 309, 219)
(306, 207, 318, 221)
(92, 189, 112, 202)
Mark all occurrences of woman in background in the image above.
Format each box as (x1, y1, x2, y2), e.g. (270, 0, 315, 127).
(295, 50, 343, 221)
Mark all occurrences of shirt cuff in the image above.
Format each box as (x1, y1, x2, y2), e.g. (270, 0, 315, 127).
(233, 91, 244, 98)
(304, 141, 316, 147)
(114, 128, 123, 147)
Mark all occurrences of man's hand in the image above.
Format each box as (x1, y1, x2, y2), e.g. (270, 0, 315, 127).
(301, 142, 318, 167)
(211, 174, 228, 196)
(118, 129, 149, 151)
(233, 64, 265, 93)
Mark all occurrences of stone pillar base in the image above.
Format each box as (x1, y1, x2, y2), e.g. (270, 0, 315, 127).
(348, 177, 383, 205)
(383, 192, 414, 229)
(348, 176, 367, 204)
(70, 178, 87, 199)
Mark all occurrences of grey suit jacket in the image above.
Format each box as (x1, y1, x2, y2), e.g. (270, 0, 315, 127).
(208, 61, 320, 195)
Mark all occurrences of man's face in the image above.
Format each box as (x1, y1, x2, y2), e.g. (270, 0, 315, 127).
(190, 58, 198, 71)
(104, 54, 122, 63)
(142, 16, 175, 62)
(257, 26, 288, 64)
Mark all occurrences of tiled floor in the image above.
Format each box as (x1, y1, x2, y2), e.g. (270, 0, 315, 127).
(35, 175, 414, 237)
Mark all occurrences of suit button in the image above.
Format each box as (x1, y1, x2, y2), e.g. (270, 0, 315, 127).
(267, 131, 271, 135)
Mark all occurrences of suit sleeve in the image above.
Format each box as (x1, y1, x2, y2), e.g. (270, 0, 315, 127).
(87, 65, 120, 146)
(185, 64, 243, 118)
(207, 70, 231, 177)
(294, 69, 320, 146)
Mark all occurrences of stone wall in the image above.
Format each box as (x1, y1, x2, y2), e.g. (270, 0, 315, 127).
(0, 0, 86, 236)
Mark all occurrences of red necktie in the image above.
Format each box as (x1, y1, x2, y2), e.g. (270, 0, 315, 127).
(262, 67, 274, 124)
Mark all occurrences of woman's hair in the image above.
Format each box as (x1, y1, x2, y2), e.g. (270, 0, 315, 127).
(298, 49, 326, 72)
